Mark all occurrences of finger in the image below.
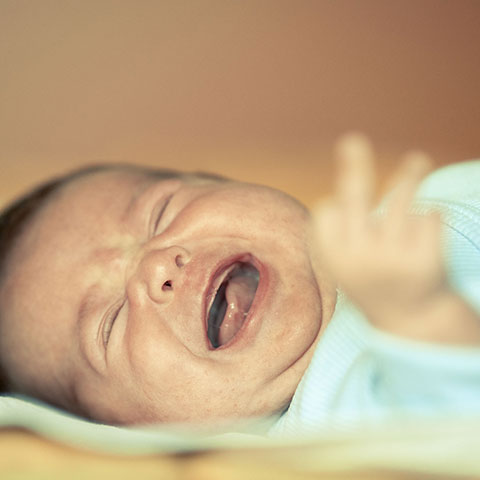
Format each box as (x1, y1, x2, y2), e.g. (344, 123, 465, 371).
(384, 151, 433, 240)
(334, 132, 376, 235)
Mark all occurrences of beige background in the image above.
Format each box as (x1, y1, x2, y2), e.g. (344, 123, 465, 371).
(1, 2, 480, 475)
(1, 0, 480, 208)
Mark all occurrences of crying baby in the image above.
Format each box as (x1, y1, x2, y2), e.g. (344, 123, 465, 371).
(1, 134, 479, 432)
(0, 156, 332, 425)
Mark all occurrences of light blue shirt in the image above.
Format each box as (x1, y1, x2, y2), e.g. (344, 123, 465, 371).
(270, 161, 480, 437)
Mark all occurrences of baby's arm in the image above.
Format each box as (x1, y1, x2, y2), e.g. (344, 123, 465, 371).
(312, 134, 480, 345)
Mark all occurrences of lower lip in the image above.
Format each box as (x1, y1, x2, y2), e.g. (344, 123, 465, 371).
(204, 254, 269, 351)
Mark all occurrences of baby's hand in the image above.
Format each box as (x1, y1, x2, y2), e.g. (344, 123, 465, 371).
(311, 134, 480, 344)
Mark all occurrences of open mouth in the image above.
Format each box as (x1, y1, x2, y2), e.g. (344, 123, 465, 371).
(207, 261, 260, 348)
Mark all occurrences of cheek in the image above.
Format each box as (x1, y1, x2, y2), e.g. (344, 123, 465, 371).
(73, 366, 144, 425)
(125, 326, 266, 421)
(265, 258, 323, 355)
(173, 186, 308, 241)
(131, 355, 251, 422)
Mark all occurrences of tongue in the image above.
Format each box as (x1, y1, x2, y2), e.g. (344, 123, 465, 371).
(218, 274, 257, 346)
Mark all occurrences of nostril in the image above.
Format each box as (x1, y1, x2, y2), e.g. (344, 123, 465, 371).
(162, 280, 173, 291)
(175, 255, 184, 268)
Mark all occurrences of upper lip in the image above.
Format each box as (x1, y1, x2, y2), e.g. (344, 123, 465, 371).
(203, 253, 258, 349)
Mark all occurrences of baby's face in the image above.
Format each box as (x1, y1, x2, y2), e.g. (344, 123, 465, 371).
(0, 169, 333, 424)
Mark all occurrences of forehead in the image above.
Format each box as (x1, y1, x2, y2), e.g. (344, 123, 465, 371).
(10, 171, 136, 266)
(32, 166, 220, 229)
(48, 169, 150, 223)
(8, 166, 225, 286)
(11, 169, 162, 282)
(3, 166, 224, 324)
(0, 170, 152, 395)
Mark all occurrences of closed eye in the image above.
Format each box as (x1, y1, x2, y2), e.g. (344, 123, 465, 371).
(151, 194, 174, 236)
(102, 301, 124, 349)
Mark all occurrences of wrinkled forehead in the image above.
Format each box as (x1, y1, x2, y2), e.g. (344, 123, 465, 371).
(0, 170, 161, 388)
(0, 169, 165, 329)
(1, 170, 140, 306)
(2, 166, 224, 307)
(0, 171, 131, 383)
(8, 170, 147, 270)
(41, 166, 224, 226)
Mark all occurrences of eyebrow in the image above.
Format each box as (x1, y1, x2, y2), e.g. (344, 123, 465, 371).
(78, 285, 101, 327)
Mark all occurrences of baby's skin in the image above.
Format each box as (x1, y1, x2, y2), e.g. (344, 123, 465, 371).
(0, 162, 336, 425)
(311, 134, 480, 346)
(1, 134, 478, 428)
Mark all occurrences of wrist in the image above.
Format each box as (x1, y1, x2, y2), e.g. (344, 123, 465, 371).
(364, 290, 480, 346)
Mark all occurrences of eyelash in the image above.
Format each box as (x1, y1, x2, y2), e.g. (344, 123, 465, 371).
(102, 302, 124, 348)
(151, 194, 174, 236)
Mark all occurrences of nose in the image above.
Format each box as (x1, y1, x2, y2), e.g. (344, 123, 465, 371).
(130, 246, 191, 304)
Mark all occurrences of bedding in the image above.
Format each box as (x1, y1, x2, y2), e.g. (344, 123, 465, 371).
(1, 394, 480, 477)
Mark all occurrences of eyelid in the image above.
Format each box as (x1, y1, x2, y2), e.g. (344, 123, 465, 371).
(101, 300, 124, 349)
(150, 194, 174, 236)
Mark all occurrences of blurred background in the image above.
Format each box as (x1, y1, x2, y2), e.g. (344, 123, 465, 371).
(1, 0, 480, 208)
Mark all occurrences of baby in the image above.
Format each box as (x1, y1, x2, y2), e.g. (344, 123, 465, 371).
(0, 134, 479, 430)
